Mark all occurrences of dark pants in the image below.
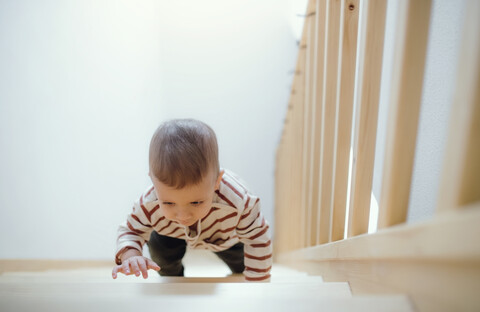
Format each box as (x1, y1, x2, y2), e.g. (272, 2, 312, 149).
(147, 231, 245, 276)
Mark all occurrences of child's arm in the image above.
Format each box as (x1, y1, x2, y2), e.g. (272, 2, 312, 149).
(115, 189, 158, 262)
(111, 249, 160, 279)
(113, 188, 160, 278)
(237, 196, 273, 282)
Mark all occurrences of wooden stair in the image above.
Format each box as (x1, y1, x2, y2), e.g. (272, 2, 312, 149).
(0, 250, 414, 312)
(0, 275, 413, 312)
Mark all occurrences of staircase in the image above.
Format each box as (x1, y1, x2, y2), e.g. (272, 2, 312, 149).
(0, 250, 414, 312)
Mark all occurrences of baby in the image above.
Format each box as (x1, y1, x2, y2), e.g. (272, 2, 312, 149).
(112, 119, 272, 281)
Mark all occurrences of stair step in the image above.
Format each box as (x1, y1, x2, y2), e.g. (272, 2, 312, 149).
(150, 275, 324, 284)
(0, 273, 246, 284)
(0, 263, 320, 284)
(0, 293, 414, 312)
(0, 272, 323, 284)
(0, 280, 352, 298)
(271, 275, 324, 283)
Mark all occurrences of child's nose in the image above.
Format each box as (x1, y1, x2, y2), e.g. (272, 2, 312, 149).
(176, 208, 192, 220)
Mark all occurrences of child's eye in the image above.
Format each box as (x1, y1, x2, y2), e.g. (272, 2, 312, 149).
(162, 202, 174, 206)
(191, 201, 203, 206)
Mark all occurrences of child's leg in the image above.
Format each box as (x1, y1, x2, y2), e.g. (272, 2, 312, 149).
(147, 231, 186, 276)
(214, 243, 245, 274)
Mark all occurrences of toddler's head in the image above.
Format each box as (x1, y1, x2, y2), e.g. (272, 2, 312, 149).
(149, 119, 224, 226)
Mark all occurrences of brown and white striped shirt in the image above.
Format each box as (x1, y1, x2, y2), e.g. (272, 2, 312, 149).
(115, 169, 272, 281)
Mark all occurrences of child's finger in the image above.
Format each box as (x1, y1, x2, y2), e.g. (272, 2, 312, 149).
(112, 266, 120, 279)
(122, 261, 131, 276)
(112, 265, 129, 278)
(146, 259, 161, 271)
(130, 259, 141, 277)
(137, 257, 148, 279)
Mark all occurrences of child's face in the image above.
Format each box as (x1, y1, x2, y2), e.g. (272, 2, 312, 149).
(150, 170, 224, 227)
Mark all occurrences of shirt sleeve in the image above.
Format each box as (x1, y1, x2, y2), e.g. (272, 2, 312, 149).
(115, 192, 156, 265)
(236, 195, 273, 282)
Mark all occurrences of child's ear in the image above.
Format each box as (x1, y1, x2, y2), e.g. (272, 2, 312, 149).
(215, 170, 225, 190)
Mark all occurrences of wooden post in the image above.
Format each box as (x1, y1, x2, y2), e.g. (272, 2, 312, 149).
(330, 0, 360, 242)
(347, 0, 387, 237)
(437, 0, 480, 212)
(302, 1, 317, 248)
(308, 0, 328, 246)
(318, 0, 342, 244)
(378, 0, 432, 228)
(287, 87, 296, 251)
(292, 30, 307, 250)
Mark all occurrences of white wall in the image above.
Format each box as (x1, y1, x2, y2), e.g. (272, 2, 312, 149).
(0, 0, 302, 259)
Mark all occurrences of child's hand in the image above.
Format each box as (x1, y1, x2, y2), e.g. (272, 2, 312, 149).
(112, 256, 160, 279)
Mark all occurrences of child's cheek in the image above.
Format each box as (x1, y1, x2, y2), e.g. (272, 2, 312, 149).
(160, 206, 173, 220)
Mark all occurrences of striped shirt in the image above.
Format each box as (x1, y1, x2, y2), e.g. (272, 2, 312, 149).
(115, 169, 272, 281)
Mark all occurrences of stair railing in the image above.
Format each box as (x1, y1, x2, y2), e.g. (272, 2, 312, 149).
(274, 0, 480, 311)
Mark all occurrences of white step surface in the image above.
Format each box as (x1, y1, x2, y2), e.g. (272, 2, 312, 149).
(0, 280, 352, 298)
(0, 293, 414, 312)
(0, 268, 413, 312)
(0, 270, 323, 284)
(0, 250, 413, 312)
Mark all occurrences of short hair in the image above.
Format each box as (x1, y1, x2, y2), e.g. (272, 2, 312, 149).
(149, 119, 220, 189)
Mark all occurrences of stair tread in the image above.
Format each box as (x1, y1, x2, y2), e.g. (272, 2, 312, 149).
(0, 263, 317, 284)
(0, 280, 352, 298)
(0, 294, 414, 312)
(0, 273, 323, 284)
